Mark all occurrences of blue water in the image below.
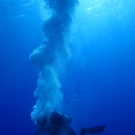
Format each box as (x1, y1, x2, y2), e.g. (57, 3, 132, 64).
(0, 0, 135, 135)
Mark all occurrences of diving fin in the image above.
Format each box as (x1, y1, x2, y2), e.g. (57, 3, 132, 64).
(80, 126, 105, 135)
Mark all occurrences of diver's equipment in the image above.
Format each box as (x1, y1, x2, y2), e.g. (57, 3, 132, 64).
(80, 126, 106, 135)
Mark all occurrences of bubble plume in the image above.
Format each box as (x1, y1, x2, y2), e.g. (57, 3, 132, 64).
(30, 0, 78, 123)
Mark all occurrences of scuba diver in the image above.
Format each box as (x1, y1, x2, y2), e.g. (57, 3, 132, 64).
(35, 110, 105, 135)
(35, 110, 76, 135)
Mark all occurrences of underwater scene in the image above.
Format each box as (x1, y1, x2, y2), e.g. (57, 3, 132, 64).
(0, 0, 135, 135)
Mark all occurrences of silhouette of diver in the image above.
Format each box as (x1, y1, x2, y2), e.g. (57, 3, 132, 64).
(35, 110, 105, 135)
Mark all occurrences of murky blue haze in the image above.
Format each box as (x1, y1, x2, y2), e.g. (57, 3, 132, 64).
(0, 0, 135, 135)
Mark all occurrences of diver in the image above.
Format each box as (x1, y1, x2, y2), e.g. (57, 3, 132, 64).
(35, 110, 105, 135)
(35, 110, 76, 135)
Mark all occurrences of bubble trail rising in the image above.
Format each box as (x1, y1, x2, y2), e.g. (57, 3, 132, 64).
(29, 0, 78, 124)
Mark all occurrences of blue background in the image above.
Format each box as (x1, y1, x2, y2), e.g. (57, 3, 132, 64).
(0, 0, 135, 135)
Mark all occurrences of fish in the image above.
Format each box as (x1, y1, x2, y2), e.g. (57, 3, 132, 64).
(80, 126, 106, 135)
